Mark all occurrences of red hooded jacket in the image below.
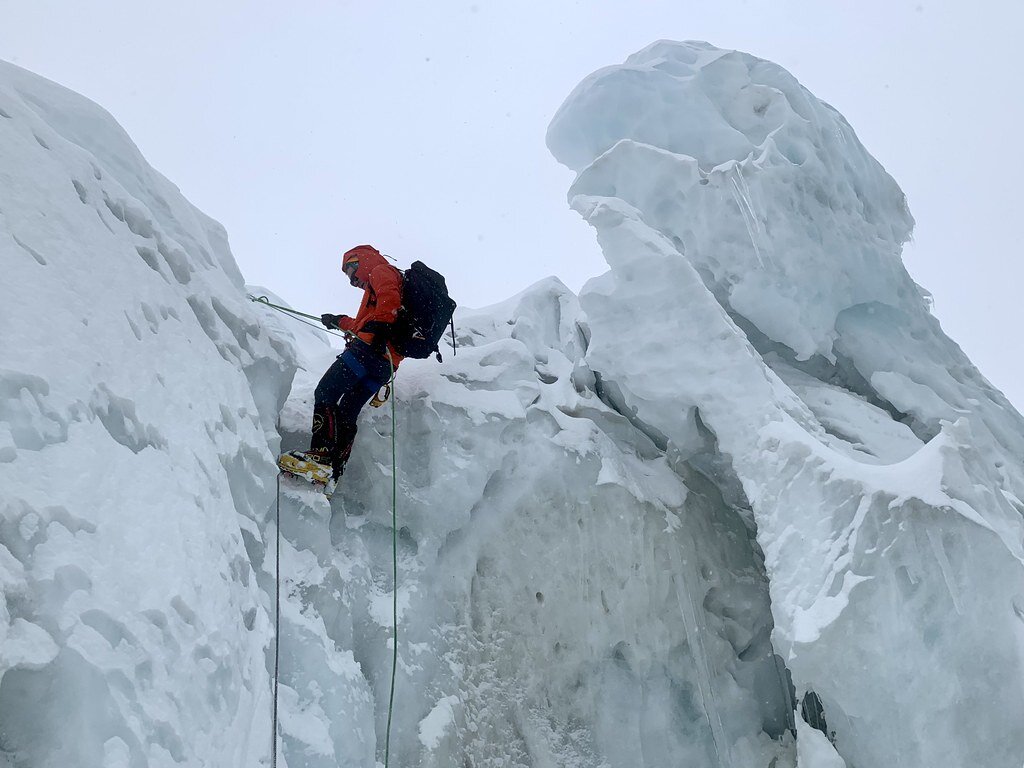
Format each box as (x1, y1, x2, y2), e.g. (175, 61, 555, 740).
(336, 245, 404, 368)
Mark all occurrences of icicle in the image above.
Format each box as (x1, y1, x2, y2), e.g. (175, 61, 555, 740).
(726, 164, 774, 271)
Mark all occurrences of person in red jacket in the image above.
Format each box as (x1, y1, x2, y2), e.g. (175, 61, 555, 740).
(281, 245, 404, 483)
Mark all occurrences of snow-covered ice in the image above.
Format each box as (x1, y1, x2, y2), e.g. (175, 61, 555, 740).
(2, 39, 1024, 768)
(548, 40, 1024, 768)
(0, 60, 294, 766)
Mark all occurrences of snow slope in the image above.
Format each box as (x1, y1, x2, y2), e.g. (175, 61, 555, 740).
(3, 40, 1023, 768)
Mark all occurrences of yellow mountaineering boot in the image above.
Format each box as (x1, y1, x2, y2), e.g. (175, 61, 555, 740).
(277, 450, 332, 486)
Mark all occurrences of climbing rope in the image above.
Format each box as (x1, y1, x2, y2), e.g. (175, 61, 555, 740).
(267, 351, 401, 767)
(384, 351, 399, 768)
(247, 294, 350, 342)
(272, 471, 281, 768)
(254, 287, 408, 763)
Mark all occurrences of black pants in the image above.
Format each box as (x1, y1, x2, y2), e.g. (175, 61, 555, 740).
(311, 342, 392, 476)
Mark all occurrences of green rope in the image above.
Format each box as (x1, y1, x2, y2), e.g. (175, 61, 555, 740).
(259, 293, 401, 763)
(246, 293, 350, 342)
(247, 293, 322, 322)
(272, 471, 281, 768)
(384, 354, 399, 768)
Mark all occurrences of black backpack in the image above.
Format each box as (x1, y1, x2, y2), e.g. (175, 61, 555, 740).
(392, 261, 456, 360)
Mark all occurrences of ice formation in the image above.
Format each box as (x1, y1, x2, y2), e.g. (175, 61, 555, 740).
(0, 61, 294, 765)
(2, 40, 1023, 768)
(548, 41, 1024, 767)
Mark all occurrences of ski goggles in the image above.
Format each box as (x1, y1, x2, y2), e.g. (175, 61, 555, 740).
(343, 259, 360, 285)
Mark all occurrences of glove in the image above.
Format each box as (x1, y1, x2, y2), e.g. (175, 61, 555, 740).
(320, 313, 343, 329)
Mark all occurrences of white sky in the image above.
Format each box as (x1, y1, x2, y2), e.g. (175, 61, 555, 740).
(3, 1, 1022, 410)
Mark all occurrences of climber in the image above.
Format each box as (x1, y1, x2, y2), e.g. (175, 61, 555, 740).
(278, 245, 403, 485)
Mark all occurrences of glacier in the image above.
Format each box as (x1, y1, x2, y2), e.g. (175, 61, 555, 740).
(0, 59, 294, 767)
(2, 39, 1024, 768)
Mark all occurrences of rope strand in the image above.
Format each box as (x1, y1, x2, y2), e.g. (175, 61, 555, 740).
(384, 353, 399, 767)
(265, 324, 400, 766)
(272, 471, 281, 768)
(247, 293, 351, 342)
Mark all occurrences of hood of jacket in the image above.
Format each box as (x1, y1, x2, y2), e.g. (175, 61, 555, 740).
(343, 245, 389, 284)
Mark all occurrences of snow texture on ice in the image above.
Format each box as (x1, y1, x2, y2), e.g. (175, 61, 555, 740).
(0, 60, 296, 767)
(547, 39, 1024, 768)
(271, 275, 794, 767)
(3, 39, 1024, 768)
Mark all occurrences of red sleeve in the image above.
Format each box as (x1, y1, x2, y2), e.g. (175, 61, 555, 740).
(356, 265, 403, 328)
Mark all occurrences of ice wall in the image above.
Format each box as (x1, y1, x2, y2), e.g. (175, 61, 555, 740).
(0, 56, 795, 768)
(0, 62, 295, 766)
(265, 278, 799, 767)
(548, 40, 1024, 767)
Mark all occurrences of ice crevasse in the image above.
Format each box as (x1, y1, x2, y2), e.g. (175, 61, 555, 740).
(1, 40, 1023, 768)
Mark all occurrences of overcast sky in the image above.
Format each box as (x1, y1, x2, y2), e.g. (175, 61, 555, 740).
(3, 1, 1021, 410)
